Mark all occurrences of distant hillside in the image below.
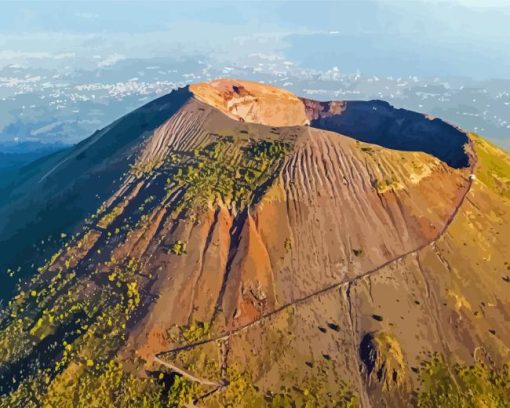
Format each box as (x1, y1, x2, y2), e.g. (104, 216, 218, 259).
(0, 142, 67, 189)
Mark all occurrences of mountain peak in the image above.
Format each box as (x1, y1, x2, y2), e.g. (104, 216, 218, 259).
(189, 79, 471, 168)
(0, 79, 509, 407)
(190, 78, 310, 126)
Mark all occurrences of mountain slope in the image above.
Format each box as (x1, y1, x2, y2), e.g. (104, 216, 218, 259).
(0, 87, 192, 300)
(0, 79, 508, 407)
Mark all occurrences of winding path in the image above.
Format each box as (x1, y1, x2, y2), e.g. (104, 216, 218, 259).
(153, 356, 223, 387)
(155, 140, 478, 400)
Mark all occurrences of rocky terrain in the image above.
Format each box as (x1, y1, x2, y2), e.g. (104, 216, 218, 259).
(0, 79, 508, 407)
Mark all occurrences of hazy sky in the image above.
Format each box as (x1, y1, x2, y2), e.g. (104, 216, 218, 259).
(1, 0, 510, 80)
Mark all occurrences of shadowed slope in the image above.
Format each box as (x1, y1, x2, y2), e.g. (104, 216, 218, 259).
(303, 99, 470, 169)
(0, 87, 193, 300)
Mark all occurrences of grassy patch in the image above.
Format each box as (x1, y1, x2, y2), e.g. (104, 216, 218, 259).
(414, 353, 510, 407)
(167, 320, 211, 344)
(168, 240, 187, 256)
(471, 133, 510, 198)
(163, 138, 290, 217)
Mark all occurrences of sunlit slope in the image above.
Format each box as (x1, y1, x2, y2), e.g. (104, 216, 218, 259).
(190, 79, 309, 127)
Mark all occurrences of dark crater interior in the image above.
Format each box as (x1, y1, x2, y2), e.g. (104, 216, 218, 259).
(308, 99, 470, 169)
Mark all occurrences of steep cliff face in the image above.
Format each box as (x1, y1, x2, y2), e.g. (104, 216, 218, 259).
(302, 98, 471, 168)
(0, 79, 508, 407)
(190, 79, 309, 127)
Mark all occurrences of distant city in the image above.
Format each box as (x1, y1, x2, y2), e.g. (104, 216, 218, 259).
(1, 0, 509, 152)
(1, 56, 509, 151)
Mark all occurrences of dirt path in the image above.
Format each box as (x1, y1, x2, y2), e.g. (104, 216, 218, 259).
(153, 356, 223, 387)
(158, 172, 475, 355)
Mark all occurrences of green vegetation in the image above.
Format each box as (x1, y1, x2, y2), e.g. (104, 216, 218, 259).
(0, 254, 147, 406)
(360, 332, 406, 391)
(208, 368, 265, 407)
(97, 203, 124, 229)
(162, 138, 290, 217)
(258, 378, 359, 408)
(372, 177, 400, 193)
(0, 243, 224, 407)
(471, 133, 510, 198)
(166, 376, 202, 407)
(167, 320, 211, 344)
(44, 359, 164, 408)
(130, 158, 164, 178)
(0, 130, 296, 406)
(414, 353, 510, 407)
(168, 240, 187, 256)
(137, 195, 156, 213)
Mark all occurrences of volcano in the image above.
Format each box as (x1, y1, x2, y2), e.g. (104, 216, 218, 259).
(0, 79, 509, 407)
